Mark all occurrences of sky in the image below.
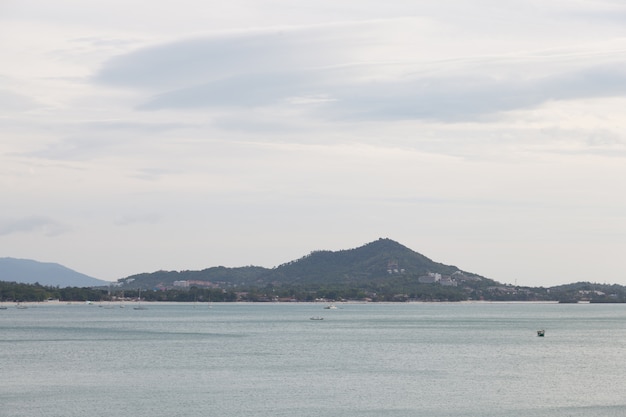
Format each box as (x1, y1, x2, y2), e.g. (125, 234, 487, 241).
(1, 0, 626, 287)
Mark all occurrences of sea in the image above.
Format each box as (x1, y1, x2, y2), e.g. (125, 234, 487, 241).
(1, 301, 625, 417)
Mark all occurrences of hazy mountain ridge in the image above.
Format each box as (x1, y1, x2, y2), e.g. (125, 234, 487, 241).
(0, 258, 110, 288)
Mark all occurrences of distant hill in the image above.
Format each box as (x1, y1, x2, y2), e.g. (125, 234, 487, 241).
(7, 240, 626, 303)
(0, 258, 110, 288)
(118, 238, 494, 290)
(263, 238, 484, 286)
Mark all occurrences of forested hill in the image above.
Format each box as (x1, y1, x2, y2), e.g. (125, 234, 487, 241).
(264, 238, 483, 286)
(7, 239, 626, 303)
(117, 238, 491, 290)
(119, 266, 269, 290)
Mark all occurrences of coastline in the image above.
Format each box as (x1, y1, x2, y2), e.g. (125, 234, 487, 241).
(3, 299, 567, 308)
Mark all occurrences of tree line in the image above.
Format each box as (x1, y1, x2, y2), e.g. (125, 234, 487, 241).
(2, 280, 626, 303)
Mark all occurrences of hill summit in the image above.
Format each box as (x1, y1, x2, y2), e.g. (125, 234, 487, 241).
(264, 237, 480, 286)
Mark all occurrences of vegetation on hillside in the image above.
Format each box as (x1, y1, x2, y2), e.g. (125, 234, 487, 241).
(2, 280, 626, 303)
(3, 278, 626, 304)
(3, 239, 626, 303)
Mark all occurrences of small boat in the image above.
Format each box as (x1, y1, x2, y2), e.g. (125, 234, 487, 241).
(324, 304, 337, 310)
(537, 330, 545, 337)
(310, 317, 324, 320)
(133, 289, 148, 310)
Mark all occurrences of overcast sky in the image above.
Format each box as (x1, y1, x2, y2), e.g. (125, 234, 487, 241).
(2, 1, 626, 287)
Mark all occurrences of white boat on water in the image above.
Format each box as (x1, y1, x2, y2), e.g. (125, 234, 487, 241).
(134, 289, 148, 310)
(324, 304, 337, 310)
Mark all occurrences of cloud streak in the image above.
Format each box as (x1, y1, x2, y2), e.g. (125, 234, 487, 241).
(94, 22, 626, 122)
(320, 64, 626, 121)
(132, 61, 626, 122)
(94, 22, 367, 90)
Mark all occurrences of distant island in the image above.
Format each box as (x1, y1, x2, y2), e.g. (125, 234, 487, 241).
(2, 238, 626, 303)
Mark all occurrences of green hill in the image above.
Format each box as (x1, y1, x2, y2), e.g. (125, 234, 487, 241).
(6, 239, 626, 302)
(117, 238, 493, 293)
(261, 238, 483, 286)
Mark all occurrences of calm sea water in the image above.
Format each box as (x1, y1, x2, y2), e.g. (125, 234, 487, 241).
(1, 302, 625, 417)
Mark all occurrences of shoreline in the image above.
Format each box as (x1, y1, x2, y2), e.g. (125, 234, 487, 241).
(2, 300, 570, 308)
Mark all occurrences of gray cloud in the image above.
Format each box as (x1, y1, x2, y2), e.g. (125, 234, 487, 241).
(0, 216, 70, 237)
(321, 65, 626, 121)
(138, 72, 312, 110)
(135, 63, 626, 122)
(94, 27, 352, 91)
(94, 25, 626, 122)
